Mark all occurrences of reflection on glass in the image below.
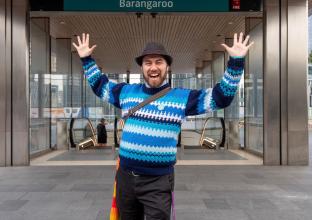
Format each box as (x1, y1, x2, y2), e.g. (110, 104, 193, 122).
(212, 53, 225, 118)
(29, 18, 51, 155)
(245, 21, 263, 154)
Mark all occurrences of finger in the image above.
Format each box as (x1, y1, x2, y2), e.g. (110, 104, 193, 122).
(77, 35, 82, 45)
(221, 43, 230, 51)
(238, 32, 243, 44)
(72, 42, 78, 50)
(234, 33, 238, 45)
(246, 41, 254, 49)
(86, 33, 89, 46)
(90, 45, 97, 53)
(243, 35, 250, 46)
(82, 33, 86, 44)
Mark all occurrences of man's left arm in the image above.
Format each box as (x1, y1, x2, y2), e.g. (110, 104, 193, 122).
(184, 32, 253, 116)
(185, 57, 244, 116)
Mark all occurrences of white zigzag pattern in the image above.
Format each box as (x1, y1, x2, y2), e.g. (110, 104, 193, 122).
(123, 124, 178, 140)
(203, 88, 214, 112)
(120, 98, 185, 110)
(224, 70, 243, 81)
(85, 65, 100, 78)
(132, 108, 182, 122)
(100, 83, 109, 101)
(121, 141, 177, 154)
(151, 101, 184, 110)
(222, 75, 241, 87)
(120, 97, 144, 105)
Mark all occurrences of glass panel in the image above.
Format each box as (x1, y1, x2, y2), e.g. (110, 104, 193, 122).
(245, 21, 263, 154)
(212, 52, 225, 118)
(308, 16, 312, 126)
(309, 15, 312, 161)
(29, 18, 51, 155)
(50, 38, 72, 148)
(223, 38, 243, 149)
(72, 53, 83, 109)
(129, 73, 143, 84)
(195, 63, 214, 132)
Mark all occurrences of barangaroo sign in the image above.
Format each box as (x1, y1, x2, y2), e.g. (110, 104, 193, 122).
(64, 0, 229, 12)
(30, 0, 262, 12)
(119, 0, 175, 11)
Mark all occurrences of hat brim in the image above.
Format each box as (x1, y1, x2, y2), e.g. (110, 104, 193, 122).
(135, 54, 173, 66)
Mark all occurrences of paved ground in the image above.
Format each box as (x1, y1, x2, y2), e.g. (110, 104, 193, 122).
(0, 165, 312, 220)
(0, 131, 310, 220)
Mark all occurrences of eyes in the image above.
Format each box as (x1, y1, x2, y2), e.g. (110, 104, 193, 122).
(143, 59, 165, 66)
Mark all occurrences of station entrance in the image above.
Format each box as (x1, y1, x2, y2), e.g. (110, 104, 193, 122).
(28, 2, 264, 165)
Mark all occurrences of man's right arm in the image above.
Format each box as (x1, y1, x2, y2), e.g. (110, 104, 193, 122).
(73, 33, 126, 109)
(81, 56, 126, 109)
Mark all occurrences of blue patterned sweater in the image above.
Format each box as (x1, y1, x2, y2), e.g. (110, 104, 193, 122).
(81, 56, 244, 175)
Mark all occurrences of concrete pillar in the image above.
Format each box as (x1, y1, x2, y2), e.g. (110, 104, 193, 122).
(263, 0, 309, 165)
(0, 0, 29, 166)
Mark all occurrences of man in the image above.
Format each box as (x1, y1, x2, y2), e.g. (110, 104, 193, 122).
(73, 33, 253, 220)
(97, 118, 107, 147)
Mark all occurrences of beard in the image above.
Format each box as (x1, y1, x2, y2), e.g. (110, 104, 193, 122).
(143, 71, 167, 88)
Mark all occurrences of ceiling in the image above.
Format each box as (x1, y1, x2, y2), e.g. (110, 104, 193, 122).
(32, 12, 262, 74)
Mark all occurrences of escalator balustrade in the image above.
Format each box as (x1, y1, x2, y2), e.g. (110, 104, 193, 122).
(199, 117, 225, 150)
(69, 118, 97, 150)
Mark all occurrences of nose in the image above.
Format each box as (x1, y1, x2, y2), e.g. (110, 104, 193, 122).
(150, 63, 157, 71)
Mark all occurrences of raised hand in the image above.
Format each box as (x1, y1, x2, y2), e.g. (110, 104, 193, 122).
(221, 32, 254, 58)
(72, 33, 97, 58)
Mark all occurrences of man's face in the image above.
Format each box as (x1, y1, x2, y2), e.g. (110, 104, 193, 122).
(141, 55, 169, 88)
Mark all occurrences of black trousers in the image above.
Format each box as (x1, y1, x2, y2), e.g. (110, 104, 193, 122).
(116, 166, 174, 220)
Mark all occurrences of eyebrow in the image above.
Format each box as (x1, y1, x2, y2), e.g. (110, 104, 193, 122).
(143, 58, 164, 62)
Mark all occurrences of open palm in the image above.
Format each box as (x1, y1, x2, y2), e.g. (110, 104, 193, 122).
(72, 33, 97, 58)
(221, 33, 254, 57)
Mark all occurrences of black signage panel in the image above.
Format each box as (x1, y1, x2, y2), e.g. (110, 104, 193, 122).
(229, 0, 262, 11)
(30, 0, 64, 11)
(30, 0, 261, 12)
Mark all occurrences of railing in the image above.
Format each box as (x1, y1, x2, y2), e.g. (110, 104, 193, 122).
(199, 117, 225, 150)
(69, 118, 97, 150)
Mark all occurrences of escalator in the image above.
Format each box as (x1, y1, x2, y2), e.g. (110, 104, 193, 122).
(199, 117, 226, 150)
(69, 118, 97, 150)
(69, 117, 225, 151)
(183, 117, 226, 150)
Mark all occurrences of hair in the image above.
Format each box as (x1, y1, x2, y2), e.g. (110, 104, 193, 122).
(100, 118, 105, 123)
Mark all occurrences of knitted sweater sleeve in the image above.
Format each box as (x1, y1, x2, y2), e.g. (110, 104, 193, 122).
(185, 56, 244, 116)
(81, 56, 126, 109)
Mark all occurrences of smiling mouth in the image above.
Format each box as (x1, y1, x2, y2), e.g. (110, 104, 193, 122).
(149, 74, 160, 78)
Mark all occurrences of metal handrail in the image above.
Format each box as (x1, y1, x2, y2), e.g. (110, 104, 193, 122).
(199, 117, 225, 150)
(69, 118, 97, 150)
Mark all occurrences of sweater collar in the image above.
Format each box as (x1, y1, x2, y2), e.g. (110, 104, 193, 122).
(142, 82, 170, 95)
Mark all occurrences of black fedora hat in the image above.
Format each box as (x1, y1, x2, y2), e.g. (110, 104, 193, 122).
(135, 42, 173, 66)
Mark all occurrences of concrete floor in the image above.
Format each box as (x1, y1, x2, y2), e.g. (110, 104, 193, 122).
(0, 131, 310, 220)
(0, 165, 312, 220)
